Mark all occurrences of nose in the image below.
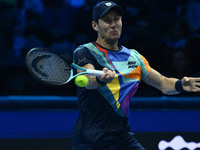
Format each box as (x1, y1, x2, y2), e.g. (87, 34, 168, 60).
(110, 20, 117, 28)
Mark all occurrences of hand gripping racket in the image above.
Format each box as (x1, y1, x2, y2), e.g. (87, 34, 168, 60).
(26, 48, 104, 86)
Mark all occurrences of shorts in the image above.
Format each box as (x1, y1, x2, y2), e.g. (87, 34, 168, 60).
(72, 132, 145, 150)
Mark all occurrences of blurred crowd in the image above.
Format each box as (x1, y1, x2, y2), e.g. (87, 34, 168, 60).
(0, 0, 199, 96)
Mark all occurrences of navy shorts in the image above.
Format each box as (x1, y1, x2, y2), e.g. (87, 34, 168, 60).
(72, 132, 145, 150)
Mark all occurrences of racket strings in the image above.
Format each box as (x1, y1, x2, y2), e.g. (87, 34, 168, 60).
(27, 50, 71, 85)
(48, 56, 71, 83)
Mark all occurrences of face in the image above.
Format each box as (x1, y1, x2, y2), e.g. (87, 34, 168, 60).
(92, 9, 122, 42)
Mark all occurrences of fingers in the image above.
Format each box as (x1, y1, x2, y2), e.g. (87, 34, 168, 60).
(182, 77, 200, 86)
(195, 82, 200, 86)
(183, 77, 200, 82)
(182, 77, 200, 92)
(182, 77, 190, 82)
(192, 77, 200, 81)
(100, 68, 115, 83)
(193, 87, 200, 92)
(103, 68, 115, 76)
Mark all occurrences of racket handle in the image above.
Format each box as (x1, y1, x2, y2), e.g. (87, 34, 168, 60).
(87, 69, 104, 76)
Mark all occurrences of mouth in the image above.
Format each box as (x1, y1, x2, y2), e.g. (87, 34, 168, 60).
(110, 31, 119, 36)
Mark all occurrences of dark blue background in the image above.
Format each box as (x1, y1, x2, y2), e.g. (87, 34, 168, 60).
(0, 96, 199, 138)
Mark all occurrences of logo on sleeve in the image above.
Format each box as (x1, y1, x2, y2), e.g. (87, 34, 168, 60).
(77, 57, 86, 65)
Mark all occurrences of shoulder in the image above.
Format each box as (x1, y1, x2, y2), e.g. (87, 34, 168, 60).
(130, 49, 140, 56)
(122, 46, 141, 58)
(128, 48, 147, 60)
(123, 46, 149, 64)
(121, 45, 140, 54)
(73, 43, 97, 66)
(74, 42, 97, 54)
(74, 43, 91, 53)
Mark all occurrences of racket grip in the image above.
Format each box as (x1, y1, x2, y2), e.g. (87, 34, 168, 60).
(87, 69, 104, 76)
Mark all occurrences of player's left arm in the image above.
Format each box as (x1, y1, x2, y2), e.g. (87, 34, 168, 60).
(144, 69, 200, 95)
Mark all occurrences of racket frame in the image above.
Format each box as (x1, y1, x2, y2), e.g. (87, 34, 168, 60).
(26, 48, 104, 86)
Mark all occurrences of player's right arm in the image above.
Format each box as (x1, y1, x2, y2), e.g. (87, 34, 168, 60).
(73, 47, 115, 89)
(77, 63, 115, 89)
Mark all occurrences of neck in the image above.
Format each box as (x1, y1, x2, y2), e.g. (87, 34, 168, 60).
(96, 37, 119, 51)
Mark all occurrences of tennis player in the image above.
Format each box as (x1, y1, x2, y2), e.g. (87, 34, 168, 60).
(72, 1, 200, 150)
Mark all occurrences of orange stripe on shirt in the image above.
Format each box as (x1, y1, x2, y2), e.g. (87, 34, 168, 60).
(120, 65, 142, 81)
(140, 54, 152, 72)
(94, 43, 115, 69)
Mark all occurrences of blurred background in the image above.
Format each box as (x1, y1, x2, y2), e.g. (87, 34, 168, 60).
(0, 0, 200, 150)
(0, 0, 200, 96)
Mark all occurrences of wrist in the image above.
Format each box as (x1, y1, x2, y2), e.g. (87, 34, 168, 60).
(96, 76, 107, 86)
(175, 80, 184, 93)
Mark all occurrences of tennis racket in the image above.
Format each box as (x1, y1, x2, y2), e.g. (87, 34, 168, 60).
(26, 47, 104, 86)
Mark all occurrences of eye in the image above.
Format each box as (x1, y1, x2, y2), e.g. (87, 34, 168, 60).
(114, 16, 120, 21)
(103, 18, 111, 23)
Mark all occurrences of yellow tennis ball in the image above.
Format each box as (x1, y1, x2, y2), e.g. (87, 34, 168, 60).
(75, 75, 89, 87)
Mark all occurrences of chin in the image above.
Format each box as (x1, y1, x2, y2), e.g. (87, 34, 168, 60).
(113, 34, 121, 39)
(107, 38, 119, 44)
(112, 36, 120, 41)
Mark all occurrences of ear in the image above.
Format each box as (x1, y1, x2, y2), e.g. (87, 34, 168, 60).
(92, 21, 99, 32)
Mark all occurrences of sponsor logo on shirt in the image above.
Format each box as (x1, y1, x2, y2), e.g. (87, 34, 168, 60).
(127, 61, 137, 68)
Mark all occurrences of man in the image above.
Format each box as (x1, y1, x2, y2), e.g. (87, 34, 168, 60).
(72, 1, 200, 150)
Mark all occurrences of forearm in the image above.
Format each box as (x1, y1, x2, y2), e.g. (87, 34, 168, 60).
(76, 64, 102, 89)
(145, 69, 181, 95)
(160, 77, 181, 95)
(76, 64, 115, 89)
(86, 75, 103, 89)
